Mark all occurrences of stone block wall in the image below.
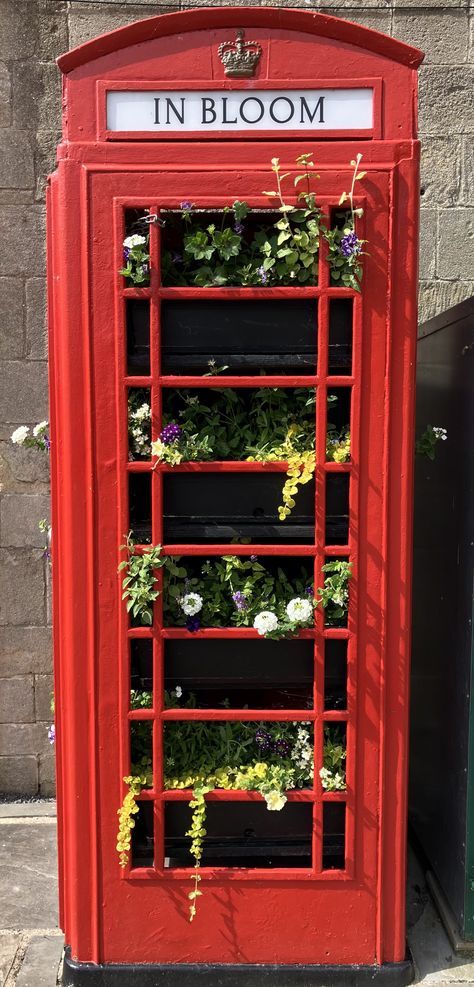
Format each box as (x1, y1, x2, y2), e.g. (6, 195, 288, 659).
(0, 0, 472, 794)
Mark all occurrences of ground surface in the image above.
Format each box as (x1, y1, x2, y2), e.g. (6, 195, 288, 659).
(1, 801, 474, 986)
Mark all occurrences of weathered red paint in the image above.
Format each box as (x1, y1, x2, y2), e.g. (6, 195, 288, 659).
(48, 6, 423, 971)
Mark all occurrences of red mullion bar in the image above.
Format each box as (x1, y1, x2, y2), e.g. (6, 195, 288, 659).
(124, 376, 152, 387)
(162, 789, 314, 802)
(160, 376, 318, 389)
(344, 266, 362, 885)
(162, 544, 316, 556)
(312, 232, 329, 876)
(126, 460, 152, 473)
(162, 627, 318, 639)
(156, 461, 289, 474)
(114, 199, 138, 880)
(128, 709, 155, 721)
(122, 286, 152, 300)
(162, 709, 316, 722)
(159, 286, 320, 300)
(148, 205, 165, 874)
(127, 626, 153, 639)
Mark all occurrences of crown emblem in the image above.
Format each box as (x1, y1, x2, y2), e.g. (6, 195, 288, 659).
(218, 30, 262, 78)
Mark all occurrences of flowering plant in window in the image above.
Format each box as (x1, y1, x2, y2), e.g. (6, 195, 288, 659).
(325, 154, 367, 291)
(162, 152, 366, 289)
(120, 548, 351, 639)
(415, 425, 447, 460)
(146, 388, 350, 519)
(117, 701, 346, 918)
(120, 233, 150, 286)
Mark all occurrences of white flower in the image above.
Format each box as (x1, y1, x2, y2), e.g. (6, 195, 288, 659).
(286, 597, 313, 623)
(131, 403, 150, 422)
(175, 685, 182, 698)
(123, 234, 146, 249)
(11, 426, 29, 445)
(433, 427, 447, 440)
(33, 420, 48, 437)
(253, 611, 279, 636)
(180, 592, 203, 616)
(264, 791, 287, 811)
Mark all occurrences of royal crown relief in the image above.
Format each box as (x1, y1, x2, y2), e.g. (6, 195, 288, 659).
(218, 30, 262, 78)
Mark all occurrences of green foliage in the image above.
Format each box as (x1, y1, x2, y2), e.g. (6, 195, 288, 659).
(120, 234, 150, 286)
(154, 388, 349, 516)
(325, 218, 364, 291)
(118, 537, 166, 625)
(317, 560, 352, 627)
(163, 554, 314, 634)
(162, 153, 366, 289)
(415, 425, 447, 460)
(320, 725, 347, 791)
(128, 390, 151, 460)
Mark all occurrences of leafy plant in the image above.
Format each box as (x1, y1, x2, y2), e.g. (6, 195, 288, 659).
(161, 152, 366, 289)
(119, 537, 166, 625)
(128, 390, 151, 460)
(415, 425, 447, 460)
(317, 560, 352, 627)
(319, 725, 347, 791)
(120, 233, 150, 286)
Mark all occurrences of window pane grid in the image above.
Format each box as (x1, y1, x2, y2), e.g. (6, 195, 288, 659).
(118, 198, 359, 880)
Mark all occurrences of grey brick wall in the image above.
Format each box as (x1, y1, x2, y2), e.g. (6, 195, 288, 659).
(0, 0, 472, 794)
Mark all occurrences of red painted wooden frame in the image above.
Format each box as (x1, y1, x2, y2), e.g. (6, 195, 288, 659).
(48, 5, 422, 974)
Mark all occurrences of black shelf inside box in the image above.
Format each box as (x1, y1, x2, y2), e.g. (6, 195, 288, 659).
(164, 801, 313, 869)
(161, 472, 348, 546)
(160, 297, 322, 376)
(164, 638, 314, 710)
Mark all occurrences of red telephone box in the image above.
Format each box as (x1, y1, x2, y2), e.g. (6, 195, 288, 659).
(49, 8, 423, 985)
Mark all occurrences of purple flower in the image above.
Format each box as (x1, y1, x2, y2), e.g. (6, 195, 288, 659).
(274, 738, 290, 757)
(255, 728, 273, 753)
(171, 252, 183, 265)
(305, 585, 314, 596)
(186, 615, 200, 632)
(340, 231, 362, 258)
(258, 265, 269, 285)
(234, 222, 244, 234)
(48, 724, 55, 745)
(123, 247, 131, 262)
(159, 422, 182, 445)
(232, 591, 248, 611)
(180, 200, 193, 212)
(250, 555, 258, 562)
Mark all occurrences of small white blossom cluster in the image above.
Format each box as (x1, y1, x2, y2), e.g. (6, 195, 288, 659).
(253, 611, 279, 636)
(432, 427, 447, 441)
(129, 402, 151, 458)
(291, 723, 314, 780)
(174, 685, 182, 699)
(320, 766, 346, 792)
(179, 592, 203, 616)
(123, 234, 146, 249)
(11, 421, 49, 450)
(253, 596, 314, 637)
(11, 425, 30, 445)
(286, 597, 313, 623)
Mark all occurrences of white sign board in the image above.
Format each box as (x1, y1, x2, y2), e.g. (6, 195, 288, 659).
(106, 89, 373, 133)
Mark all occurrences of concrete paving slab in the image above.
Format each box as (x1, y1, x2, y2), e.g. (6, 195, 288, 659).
(0, 934, 20, 987)
(0, 803, 56, 820)
(15, 935, 63, 987)
(0, 820, 58, 930)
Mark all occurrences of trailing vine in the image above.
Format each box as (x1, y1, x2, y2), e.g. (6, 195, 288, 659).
(119, 537, 166, 625)
(116, 775, 148, 868)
